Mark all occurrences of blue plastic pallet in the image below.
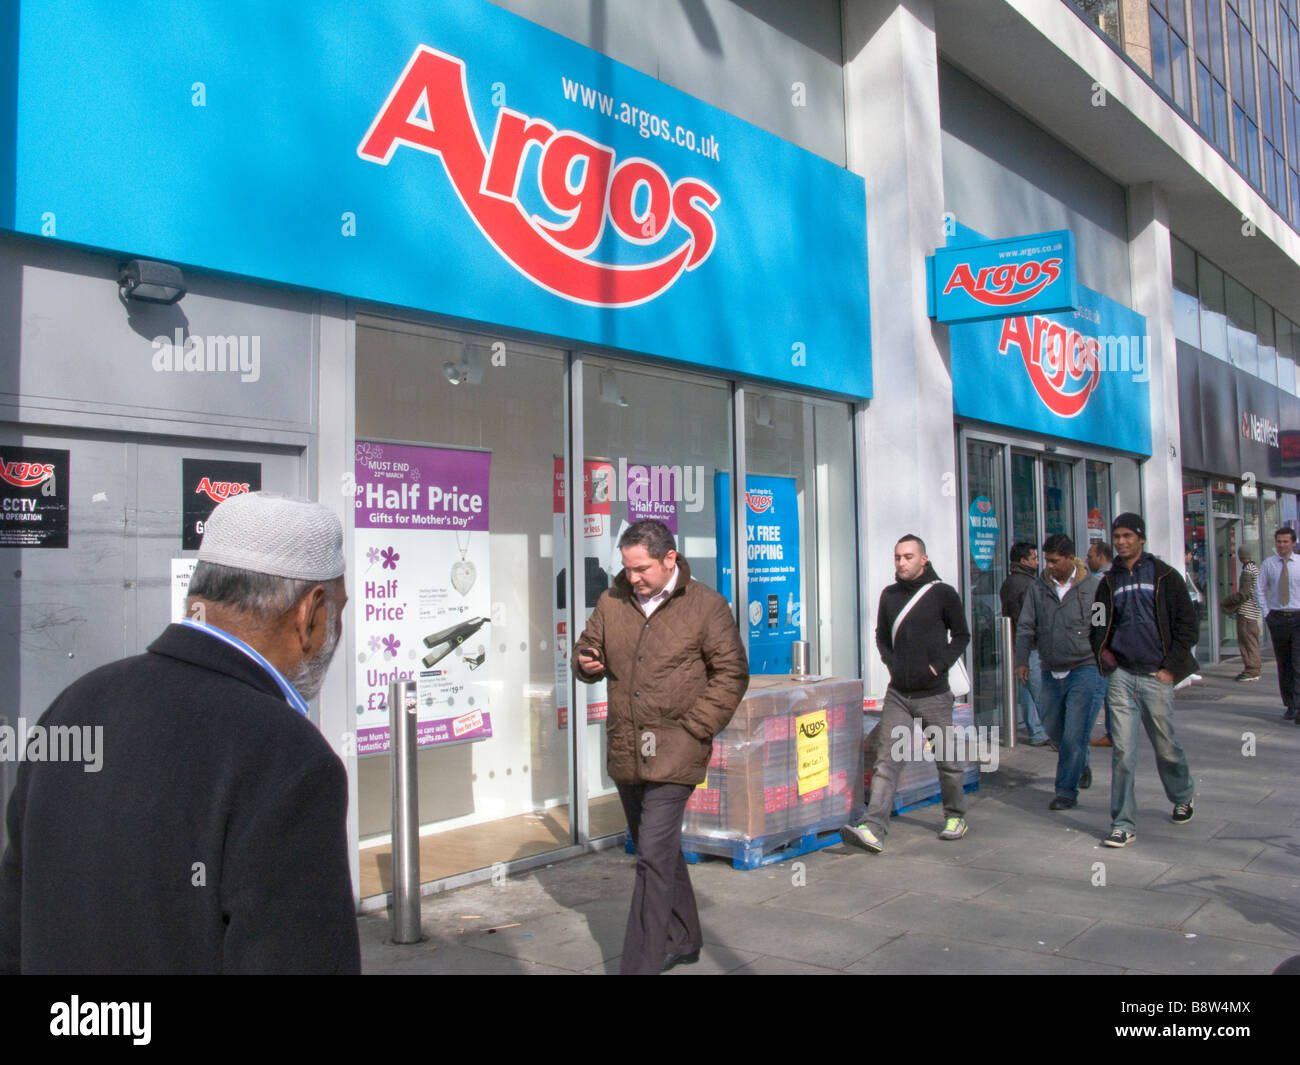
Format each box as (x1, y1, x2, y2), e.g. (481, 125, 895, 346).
(625, 822, 857, 870)
(680, 824, 851, 870)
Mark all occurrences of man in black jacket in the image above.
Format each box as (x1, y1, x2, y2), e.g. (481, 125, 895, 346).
(0, 493, 361, 974)
(840, 534, 971, 852)
(1089, 512, 1198, 848)
(1000, 542, 1049, 745)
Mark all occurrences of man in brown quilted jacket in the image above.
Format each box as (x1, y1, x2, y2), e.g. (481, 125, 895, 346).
(575, 518, 749, 975)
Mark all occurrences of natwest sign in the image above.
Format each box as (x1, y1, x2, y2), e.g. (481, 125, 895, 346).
(358, 46, 719, 308)
(1240, 410, 1280, 448)
(928, 230, 1077, 324)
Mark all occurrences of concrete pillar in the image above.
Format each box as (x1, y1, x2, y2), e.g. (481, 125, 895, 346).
(1126, 183, 1184, 561)
(843, 0, 953, 692)
(316, 294, 362, 903)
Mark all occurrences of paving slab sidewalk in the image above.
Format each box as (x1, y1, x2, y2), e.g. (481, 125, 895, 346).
(359, 659, 1300, 975)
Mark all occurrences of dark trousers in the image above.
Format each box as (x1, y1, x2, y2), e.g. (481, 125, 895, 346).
(1267, 611, 1300, 710)
(616, 781, 701, 975)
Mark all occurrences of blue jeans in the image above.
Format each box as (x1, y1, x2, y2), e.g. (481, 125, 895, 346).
(1039, 664, 1100, 800)
(1106, 667, 1195, 833)
(1017, 648, 1047, 743)
(1083, 666, 1108, 763)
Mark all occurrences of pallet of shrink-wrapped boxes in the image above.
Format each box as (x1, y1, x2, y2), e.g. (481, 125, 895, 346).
(862, 700, 982, 813)
(681, 676, 865, 869)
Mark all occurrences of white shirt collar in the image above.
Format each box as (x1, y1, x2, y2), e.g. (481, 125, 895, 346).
(637, 566, 680, 615)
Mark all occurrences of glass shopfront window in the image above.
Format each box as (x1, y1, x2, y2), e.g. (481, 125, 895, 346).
(576, 359, 734, 831)
(1086, 460, 1112, 544)
(577, 360, 860, 833)
(346, 317, 863, 894)
(353, 317, 573, 896)
(1183, 473, 1210, 661)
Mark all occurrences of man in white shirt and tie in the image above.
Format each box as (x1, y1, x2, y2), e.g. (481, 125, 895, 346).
(1257, 526, 1300, 722)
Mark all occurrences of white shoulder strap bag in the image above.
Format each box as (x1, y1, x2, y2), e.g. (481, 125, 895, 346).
(891, 580, 970, 698)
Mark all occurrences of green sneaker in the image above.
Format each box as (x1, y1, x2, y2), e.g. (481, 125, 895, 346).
(938, 816, 968, 841)
(839, 822, 883, 853)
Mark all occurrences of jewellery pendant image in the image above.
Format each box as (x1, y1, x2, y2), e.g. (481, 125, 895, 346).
(450, 530, 476, 596)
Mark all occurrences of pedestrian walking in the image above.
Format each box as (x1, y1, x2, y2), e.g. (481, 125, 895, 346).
(840, 534, 971, 853)
(1090, 513, 1198, 848)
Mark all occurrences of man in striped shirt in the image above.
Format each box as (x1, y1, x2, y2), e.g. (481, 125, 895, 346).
(1234, 547, 1261, 683)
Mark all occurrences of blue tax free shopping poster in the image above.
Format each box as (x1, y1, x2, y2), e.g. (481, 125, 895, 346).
(715, 473, 801, 674)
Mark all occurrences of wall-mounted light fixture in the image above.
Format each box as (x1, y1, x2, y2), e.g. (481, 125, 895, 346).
(755, 395, 774, 428)
(443, 343, 484, 385)
(599, 369, 628, 407)
(118, 259, 187, 304)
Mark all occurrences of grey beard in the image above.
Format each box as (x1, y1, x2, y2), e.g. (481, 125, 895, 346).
(285, 598, 341, 703)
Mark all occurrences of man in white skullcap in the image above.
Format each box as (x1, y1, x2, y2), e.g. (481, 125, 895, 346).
(0, 493, 360, 974)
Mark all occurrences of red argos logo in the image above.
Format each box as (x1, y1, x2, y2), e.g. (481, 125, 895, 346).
(745, 489, 774, 514)
(0, 460, 54, 488)
(357, 46, 720, 308)
(997, 315, 1100, 418)
(942, 258, 1063, 308)
(195, 477, 251, 504)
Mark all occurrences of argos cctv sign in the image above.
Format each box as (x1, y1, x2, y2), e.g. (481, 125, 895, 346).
(928, 230, 1078, 324)
(7, 0, 871, 397)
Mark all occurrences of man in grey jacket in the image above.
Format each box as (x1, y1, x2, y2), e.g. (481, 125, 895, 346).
(1015, 534, 1101, 811)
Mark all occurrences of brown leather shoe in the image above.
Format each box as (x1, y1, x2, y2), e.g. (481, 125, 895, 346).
(1091, 736, 1112, 748)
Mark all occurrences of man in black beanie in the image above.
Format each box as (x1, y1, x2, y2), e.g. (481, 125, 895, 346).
(1090, 512, 1198, 848)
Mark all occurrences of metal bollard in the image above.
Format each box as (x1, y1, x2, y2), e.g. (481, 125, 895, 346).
(790, 640, 810, 677)
(389, 679, 422, 943)
(1001, 616, 1016, 749)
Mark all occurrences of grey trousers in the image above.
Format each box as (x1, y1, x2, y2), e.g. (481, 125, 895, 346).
(864, 687, 967, 836)
(616, 781, 701, 975)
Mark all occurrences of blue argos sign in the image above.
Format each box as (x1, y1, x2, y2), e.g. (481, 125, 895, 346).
(947, 226, 1152, 457)
(8, 0, 871, 398)
(927, 230, 1078, 324)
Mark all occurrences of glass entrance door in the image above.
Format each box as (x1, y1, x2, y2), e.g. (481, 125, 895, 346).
(965, 439, 1007, 731)
(1215, 515, 1241, 654)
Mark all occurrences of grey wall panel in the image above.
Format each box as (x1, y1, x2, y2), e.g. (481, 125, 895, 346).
(0, 429, 129, 738)
(1, 236, 318, 436)
(133, 440, 304, 651)
(938, 61, 1132, 305)
(489, 0, 847, 164)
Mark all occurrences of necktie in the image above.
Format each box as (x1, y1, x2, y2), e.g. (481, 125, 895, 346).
(1280, 557, 1291, 609)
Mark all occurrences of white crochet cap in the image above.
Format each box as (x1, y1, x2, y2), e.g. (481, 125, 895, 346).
(198, 493, 345, 581)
